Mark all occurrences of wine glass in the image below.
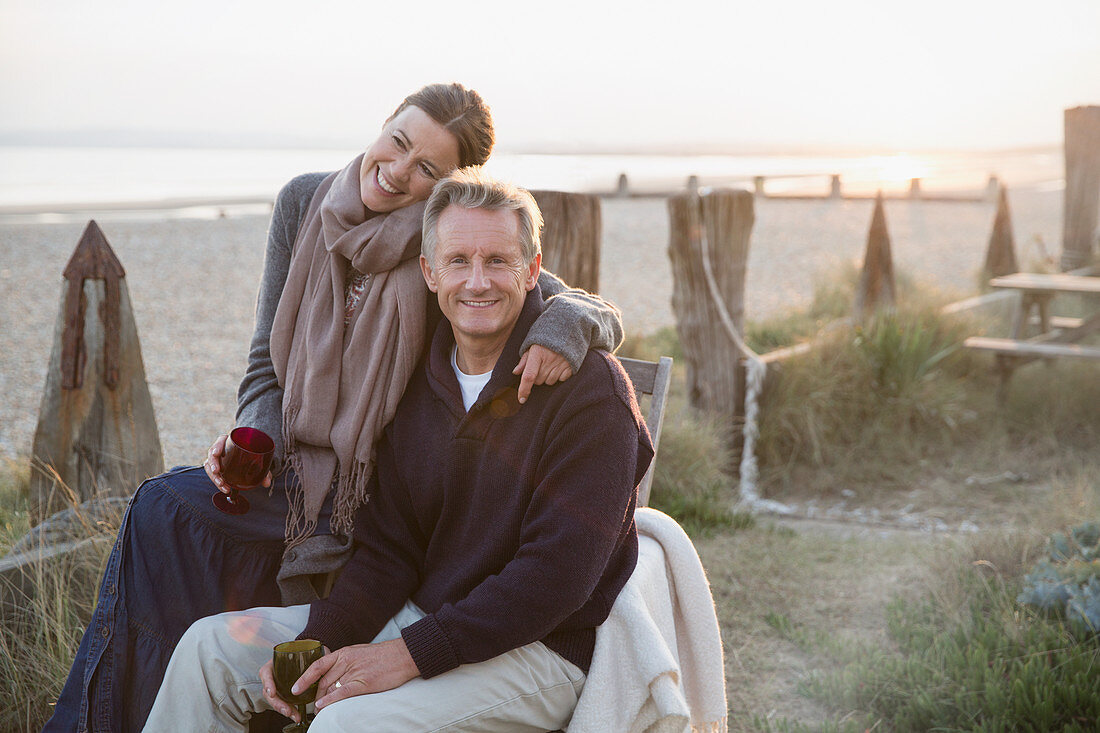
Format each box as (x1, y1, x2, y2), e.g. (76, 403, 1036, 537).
(273, 639, 325, 732)
(211, 426, 274, 515)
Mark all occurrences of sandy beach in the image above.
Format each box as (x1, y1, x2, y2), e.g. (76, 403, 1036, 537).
(0, 188, 1064, 468)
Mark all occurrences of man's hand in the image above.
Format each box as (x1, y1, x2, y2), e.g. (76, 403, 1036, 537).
(513, 345, 573, 404)
(259, 658, 306, 723)
(291, 638, 419, 712)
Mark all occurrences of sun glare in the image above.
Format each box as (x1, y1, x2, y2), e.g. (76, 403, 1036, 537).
(866, 154, 929, 185)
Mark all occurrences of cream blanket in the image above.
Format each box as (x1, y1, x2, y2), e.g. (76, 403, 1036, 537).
(568, 507, 728, 732)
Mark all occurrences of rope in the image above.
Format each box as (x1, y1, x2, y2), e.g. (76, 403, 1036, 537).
(695, 193, 758, 362)
(694, 192, 792, 515)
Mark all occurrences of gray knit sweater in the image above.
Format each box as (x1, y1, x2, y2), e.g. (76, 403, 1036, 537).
(235, 171, 625, 475)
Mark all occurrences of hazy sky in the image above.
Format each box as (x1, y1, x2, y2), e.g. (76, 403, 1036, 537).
(3, 0, 1099, 152)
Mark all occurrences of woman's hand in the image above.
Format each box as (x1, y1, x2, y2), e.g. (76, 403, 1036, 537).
(271, 639, 419, 713)
(513, 345, 574, 404)
(203, 433, 272, 494)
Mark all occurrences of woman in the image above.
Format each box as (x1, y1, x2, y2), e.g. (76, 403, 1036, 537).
(44, 83, 622, 733)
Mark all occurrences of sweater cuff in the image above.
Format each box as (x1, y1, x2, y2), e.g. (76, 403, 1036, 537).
(298, 604, 357, 652)
(400, 615, 460, 679)
(521, 309, 588, 373)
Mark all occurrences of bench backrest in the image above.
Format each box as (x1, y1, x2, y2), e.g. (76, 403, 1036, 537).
(616, 356, 674, 507)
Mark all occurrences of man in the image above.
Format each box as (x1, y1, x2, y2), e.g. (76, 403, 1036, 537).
(142, 168, 652, 732)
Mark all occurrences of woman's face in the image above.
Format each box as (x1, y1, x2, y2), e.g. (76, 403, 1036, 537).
(359, 105, 462, 213)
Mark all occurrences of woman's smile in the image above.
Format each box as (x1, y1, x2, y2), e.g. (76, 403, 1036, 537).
(376, 167, 402, 195)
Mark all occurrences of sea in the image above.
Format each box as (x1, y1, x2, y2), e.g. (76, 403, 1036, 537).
(0, 145, 1065, 222)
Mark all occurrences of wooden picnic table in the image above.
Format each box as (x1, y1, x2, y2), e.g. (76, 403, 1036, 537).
(963, 270, 1100, 393)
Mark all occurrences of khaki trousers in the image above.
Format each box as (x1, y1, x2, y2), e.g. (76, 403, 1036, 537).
(143, 601, 586, 732)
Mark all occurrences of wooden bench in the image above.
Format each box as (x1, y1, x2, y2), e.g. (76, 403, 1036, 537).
(617, 356, 674, 508)
(1029, 315, 1085, 331)
(963, 269, 1100, 394)
(963, 337, 1100, 361)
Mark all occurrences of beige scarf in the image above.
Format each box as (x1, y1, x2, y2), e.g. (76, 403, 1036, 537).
(270, 154, 428, 545)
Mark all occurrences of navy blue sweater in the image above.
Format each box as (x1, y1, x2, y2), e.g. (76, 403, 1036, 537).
(300, 286, 653, 677)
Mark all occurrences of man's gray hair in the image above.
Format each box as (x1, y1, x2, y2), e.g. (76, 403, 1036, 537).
(422, 166, 543, 265)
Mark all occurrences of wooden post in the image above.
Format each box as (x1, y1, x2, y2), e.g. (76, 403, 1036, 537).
(668, 189, 754, 434)
(984, 187, 1019, 278)
(830, 174, 842, 199)
(853, 193, 897, 321)
(530, 190, 602, 293)
(30, 221, 164, 522)
(615, 173, 630, 198)
(985, 174, 1001, 202)
(1061, 106, 1100, 270)
(753, 176, 766, 197)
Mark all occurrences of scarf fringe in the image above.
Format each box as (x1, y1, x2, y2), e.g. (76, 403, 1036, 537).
(282, 403, 315, 549)
(283, 399, 375, 546)
(331, 457, 374, 538)
(282, 454, 317, 549)
(692, 718, 728, 733)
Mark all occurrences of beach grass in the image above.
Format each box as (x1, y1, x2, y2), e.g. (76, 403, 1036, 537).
(0, 538, 111, 731)
(0, 461, 115, 731)
(0, 458, 31, 555)
(648, 406, 755, 536)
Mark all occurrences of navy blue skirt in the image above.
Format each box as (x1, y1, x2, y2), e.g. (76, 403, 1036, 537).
(43, 465, 332, 732)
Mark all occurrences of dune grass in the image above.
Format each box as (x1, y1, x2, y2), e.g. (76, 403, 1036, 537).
(0, 539, 112, 731)
(0, 464, 116, 731)
(647, 407, 755, 536)
(0, 459, 32, 555)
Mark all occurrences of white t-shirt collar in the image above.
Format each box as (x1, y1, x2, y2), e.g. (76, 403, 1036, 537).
(451, 344, 493, 412)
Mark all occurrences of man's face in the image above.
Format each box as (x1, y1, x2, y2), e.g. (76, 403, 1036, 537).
(420, 205, 540, 349)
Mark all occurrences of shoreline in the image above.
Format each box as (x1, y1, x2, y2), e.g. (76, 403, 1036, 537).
(0, 189, 1064, 468)
(0, 195, 275, 217)
(0, 182, 1045, 221)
